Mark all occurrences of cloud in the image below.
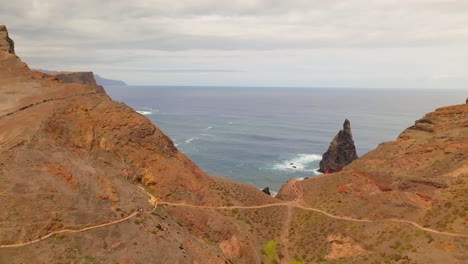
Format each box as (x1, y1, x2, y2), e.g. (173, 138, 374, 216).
(1, 0, 467, 88)
(4, 0, 468, 52)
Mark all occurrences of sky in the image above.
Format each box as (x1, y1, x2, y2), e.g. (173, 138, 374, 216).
(2, 0, 468, 88)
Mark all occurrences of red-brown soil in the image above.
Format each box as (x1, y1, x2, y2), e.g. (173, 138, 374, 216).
(1, 25, 466, 263)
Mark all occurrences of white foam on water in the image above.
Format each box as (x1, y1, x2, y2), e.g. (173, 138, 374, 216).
(185, 137, 198, 144)
(202, 126, 214, 131)
(136, 107, 159, 116)
(136, 111, 153, 115)
(272, 154, 322, 172)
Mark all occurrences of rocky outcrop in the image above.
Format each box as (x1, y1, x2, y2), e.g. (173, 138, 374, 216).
(0, 24, 15, 54)
(325, 233, 369, 259)
(261, 187, 271, 195)
(52, 71, 97, 85)
(319, 119, 358, 173)
(52, 71, 107, 94)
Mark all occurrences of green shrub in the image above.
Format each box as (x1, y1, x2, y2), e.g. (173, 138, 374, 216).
(262, 240, 277, 264)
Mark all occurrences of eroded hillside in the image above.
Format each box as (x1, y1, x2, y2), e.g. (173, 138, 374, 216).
(1, 25, 466, 263)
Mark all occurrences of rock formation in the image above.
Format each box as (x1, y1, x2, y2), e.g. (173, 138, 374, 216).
(51, 71, 107, 94)
(0, 24, 15, 54)
(319, 119, 358, 173)
(261, 187, 271, 195)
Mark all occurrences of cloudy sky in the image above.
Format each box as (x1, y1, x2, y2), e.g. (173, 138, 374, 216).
(2, 0, 468, 88)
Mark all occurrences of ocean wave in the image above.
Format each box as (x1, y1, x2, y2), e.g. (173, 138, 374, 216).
(272, 153, 322, 172)
(185, 137, 198, 144)
(136, 110, 153, 115)
(136, 107, 159, 116)
(202, 126, 214, 131)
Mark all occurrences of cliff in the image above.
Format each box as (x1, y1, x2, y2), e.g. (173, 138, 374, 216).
(35, 69, 127, 87)
(0, 25, 277, 263)
(94, 74, 127, 86)
(1, 25, 467, 264)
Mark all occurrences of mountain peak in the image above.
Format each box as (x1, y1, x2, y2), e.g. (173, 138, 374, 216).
(0, 24, 15, 54)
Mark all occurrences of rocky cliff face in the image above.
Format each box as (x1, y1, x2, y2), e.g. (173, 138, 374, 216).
(0, 25, 15, 54)
(318, 119, 358, 173)
(52, 71, 107, 94)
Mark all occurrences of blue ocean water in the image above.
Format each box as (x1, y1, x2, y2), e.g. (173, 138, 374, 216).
(105, 86, 466, 193)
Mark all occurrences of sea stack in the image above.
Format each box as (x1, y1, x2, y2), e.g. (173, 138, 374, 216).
(261, 187, 271, 196)
(319, 119, 358, 173)
(0, 24, 15, 54)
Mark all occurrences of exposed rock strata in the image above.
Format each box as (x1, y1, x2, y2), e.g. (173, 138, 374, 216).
(51, 71, 107, 94)
(325, 232, 369, 259)
(319, 119, 358, 173)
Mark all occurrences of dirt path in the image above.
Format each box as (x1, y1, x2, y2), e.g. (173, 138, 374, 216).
(0, 212, 139, 248)
(0, 92, 97, 120)
(2, 185, 467, 249)
(388, 218, 468, 237)
(279, 206, 293, 263)
(0, 185, 158, 249)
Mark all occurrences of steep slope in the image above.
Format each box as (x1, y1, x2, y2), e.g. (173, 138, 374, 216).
(278, 101, 468, 263)
(0, 25, 277, 263)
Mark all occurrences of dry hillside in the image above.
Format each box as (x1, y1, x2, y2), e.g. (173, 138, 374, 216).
(1, 24, 466, 264)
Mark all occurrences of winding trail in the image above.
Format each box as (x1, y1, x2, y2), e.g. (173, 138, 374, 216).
(279, 206, 293, 263)
(1, 183, 467, 249)
(0, 212, 139, 248)
(0, 92, 98, 120)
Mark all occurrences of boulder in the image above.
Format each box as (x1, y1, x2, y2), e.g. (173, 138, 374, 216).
(319, 119, 358, 173)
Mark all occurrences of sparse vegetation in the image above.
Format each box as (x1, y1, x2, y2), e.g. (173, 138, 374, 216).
(262, 240, 277, 264)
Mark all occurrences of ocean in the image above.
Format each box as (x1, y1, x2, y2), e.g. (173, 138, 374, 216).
(105, 86, 466, 193)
